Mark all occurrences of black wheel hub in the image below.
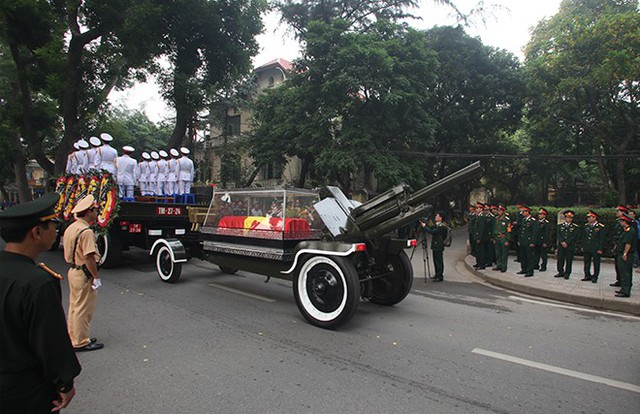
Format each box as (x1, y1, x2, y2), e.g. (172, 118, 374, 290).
(307, 267, 343, 312)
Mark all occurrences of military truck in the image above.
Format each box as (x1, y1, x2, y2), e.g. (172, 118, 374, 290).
(151, 162, 483, 329)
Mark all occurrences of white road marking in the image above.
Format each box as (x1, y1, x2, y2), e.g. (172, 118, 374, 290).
(208, 283, 275, 303)
(472, 348, 640, 394)
(508, 295, 640, 320)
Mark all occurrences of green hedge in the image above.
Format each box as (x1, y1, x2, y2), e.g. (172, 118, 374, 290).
(506, 206, 624, 258)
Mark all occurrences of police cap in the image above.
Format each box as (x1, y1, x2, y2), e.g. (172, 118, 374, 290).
(0, 193, 60, 230)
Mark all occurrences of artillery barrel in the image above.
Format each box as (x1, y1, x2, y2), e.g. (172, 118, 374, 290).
(337, 161, 483, 243)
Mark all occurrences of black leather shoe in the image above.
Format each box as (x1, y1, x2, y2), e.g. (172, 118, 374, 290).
(615, 293, 630, 298)
(554, 273, 564, 278)
(524, 273, 533, 277)
(74, 342, 104, 352)
(533, 266, 539, 270)
(610, 282, 621, 287)
(539, 267, 547, 272)
(432, 278, 443, 282)
(516, 271, 526, 275)
(615, 289, 623, 294)
(591, 278, 598, 283)
(492, 267, 500, 271)
(564, 275, 570, 280)
(500, 269, 507, 273)
(581, 277, 591, 281)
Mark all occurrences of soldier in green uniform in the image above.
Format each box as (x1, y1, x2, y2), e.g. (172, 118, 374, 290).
(534, 208, 551, 272)
(517, 205, 538, 277)
(581, 210, 606, 283)
(492, 204, 511, 272)
(0, 194, 82, 412)
(473, 203, 491, 269)
(421, 212, 448, 282)
(511, 204, 525, 264)
(555, 210, 580, 280)
(610, 205, 628, 287)
(614, 213, 637, 297)
(467, 205, 477, 257)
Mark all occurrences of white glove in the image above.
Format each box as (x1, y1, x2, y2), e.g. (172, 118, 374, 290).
(92, 278, 102, 291)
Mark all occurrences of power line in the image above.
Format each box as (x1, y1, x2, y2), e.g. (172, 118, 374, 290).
(388, 151, 640, 160)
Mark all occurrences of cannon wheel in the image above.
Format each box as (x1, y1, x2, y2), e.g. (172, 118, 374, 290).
(97, 233, 122, 268)
(218, 265, 238, 275)
(294, 255, 360, 329)
(369, 250, 413, 306)
(156, 245, 182, 283)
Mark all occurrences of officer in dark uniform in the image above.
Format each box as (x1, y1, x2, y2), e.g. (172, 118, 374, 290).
(610, 205, 628, 287)
(467, 205, 477, 256)
(555, 210, 580, 280)
(534, 208, 551, 272)
(492, 204, 511, 272)
(421, 212, 448, 282)
(517, 205, 538, 277)
(614, 213, 637, 297)
(473, 203, 492, 269)
(581, 210, 605, 283)
(0, 193, 82, 412)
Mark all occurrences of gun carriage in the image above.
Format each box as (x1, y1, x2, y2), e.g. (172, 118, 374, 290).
(152, 162, 483, 329)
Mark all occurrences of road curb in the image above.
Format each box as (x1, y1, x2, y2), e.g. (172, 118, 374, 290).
(463, 259, 640, 316)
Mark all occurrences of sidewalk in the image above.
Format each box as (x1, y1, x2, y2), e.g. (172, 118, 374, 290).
(463, 252, 640, 316)
(407, 227, 640, 316)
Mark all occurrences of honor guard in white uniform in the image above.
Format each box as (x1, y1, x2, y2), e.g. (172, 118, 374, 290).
(87, 136, 103, 170)
(76, 140, 90, 174)
(99, 133, 118, 174)
(167, 149, 180, 195)
(178, 147, 194, 195)
(115, 146, 137, 199)
(136, 152, 151, 196)
(148, 151, 160, 196)
(65, 142, 80, 174)
(156, 150, 169, 196)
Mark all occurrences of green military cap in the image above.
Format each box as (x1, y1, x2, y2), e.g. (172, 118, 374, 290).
(0, 193, 60, 230)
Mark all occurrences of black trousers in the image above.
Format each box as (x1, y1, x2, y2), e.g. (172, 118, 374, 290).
(583, 251, 601, 279)
(432, 249, 444, 279)
(557, 246, 575, 276)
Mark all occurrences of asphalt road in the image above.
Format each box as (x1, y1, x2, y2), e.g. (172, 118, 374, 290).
(33, 243, 639, 414)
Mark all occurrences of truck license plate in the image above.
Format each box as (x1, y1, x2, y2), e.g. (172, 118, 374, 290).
(128, 223, 142, 233)
(156, 206, 183, 216)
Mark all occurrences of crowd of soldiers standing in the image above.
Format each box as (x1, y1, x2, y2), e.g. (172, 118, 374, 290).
(64, 133, 195, 199)
(468, 202, 639, 298)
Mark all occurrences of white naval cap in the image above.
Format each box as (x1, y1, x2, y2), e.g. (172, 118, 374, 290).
(150, 151, 160, 160)
(78, 139, 90, 149)
(170, 148, 180, 157)
(179, 147, 190, 155)
(159, 150, 168, 158)
(142, 152, 151, 160)
(89, 136, 102, 147)
(100, 133, 113, 142)
(73, 141, 80, 150)
(122, 145, 135, 153)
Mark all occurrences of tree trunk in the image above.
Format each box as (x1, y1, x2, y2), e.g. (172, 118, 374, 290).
(8, 42, 55, 175)
(614, 158, 626, 204)
(297, 155, 312, 188)
(10, 131, 31, 203)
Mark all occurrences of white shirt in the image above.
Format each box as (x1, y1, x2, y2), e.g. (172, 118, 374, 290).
(87, 147, 102, 170)
(178, 156, 194, 181)
(76, 150, 89, 173)
(157, 159, 168, 181)
(100, 144, 118, 174)
(167, 159, 179, 181)
(115, 154, 138, 186)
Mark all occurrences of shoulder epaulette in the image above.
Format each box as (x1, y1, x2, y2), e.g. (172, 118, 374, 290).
(39, 262, 63, 280)
(598, 223, 605, 227)
(571, 223, 579, 227)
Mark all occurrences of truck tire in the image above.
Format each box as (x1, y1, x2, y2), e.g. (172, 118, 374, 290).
(218, 265, 238, 275)
(156, 245, 182, 283)
(97, 233, 123, 268)
(369, 250, 413, 306)
(294, 255, 360, 329)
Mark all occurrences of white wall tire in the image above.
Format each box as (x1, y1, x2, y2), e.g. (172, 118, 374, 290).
(156, 245, 182, 283)
(97, 233, 122, 268)
(293, 255, 360, 329)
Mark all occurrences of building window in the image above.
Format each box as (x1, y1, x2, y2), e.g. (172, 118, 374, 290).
(268, 76, 275, 87)
(262, 161, 282, 180)
(226, 115, 241, 136)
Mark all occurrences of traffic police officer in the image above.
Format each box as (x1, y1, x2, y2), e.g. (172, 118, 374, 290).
(555, 210, 580, 279)
(0, 193, 82, 412)
(581, 210, 605, 283)
(62, 195, 104, 352)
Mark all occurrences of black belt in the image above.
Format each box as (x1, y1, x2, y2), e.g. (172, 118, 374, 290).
(69, 265, 83, 270)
